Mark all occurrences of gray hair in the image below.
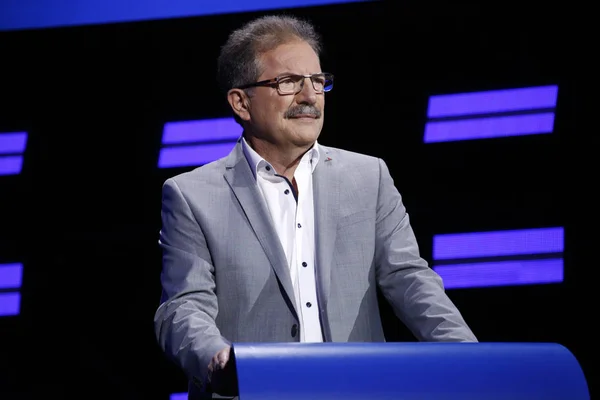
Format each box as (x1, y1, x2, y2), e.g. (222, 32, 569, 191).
(217, 15, 323, 96)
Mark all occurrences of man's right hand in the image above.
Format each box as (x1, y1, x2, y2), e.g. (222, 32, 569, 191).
(207, 345, 238, 396)
(208, 345, 231, 374)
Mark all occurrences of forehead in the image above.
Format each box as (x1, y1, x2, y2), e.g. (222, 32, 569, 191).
(258, 40, 321, 78)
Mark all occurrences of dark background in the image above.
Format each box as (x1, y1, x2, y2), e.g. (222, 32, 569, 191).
(0, 1, 592, 399)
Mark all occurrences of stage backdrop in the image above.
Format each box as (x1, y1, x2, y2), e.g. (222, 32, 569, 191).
(0, 1, 591, 399)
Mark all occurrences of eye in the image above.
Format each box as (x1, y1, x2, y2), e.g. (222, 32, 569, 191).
(278, 77, 296, 92)
(312, 76, 325, 90)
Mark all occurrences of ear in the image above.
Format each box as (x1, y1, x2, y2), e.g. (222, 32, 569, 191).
(227, 89, 251, 122)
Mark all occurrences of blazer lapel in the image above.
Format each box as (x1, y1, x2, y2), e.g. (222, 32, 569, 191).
(313, 146, 339, 311)
(223, 141, 298, 319)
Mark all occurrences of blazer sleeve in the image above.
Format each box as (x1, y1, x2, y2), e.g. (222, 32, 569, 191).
(154, 177, 231, 391)
(373, 158, 478, 342)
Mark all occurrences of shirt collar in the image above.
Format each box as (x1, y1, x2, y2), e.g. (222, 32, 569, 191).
(242, 135, 320, 179)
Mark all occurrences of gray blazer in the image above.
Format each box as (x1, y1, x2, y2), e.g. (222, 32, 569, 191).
(154, 140, 477, 399)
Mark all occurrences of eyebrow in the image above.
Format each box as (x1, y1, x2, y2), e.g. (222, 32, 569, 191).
(276, 72, 323, 78)
(275, 71, 299, 78)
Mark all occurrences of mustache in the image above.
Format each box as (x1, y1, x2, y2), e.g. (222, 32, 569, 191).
(285, 105, 322, 119)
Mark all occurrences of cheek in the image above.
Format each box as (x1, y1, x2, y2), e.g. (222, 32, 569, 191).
(255, 103, 280, 122)
(273, 99, 293, 118)
(253, 93, 287, 119)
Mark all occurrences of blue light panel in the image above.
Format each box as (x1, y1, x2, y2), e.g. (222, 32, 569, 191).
(0, 263, 23, 317)
(0, 132, 28, 176)
(432, 228, 564, 289)
(158, 117, 241, 169)
(1, 0, 373, 31)
(424, 85, 559, 143)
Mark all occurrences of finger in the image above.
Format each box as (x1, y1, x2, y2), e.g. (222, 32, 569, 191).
(217, 350, 229, 367)
(208, 356, 220, 372)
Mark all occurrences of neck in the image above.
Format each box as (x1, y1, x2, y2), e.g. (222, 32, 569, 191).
(245, 134, 314, 181)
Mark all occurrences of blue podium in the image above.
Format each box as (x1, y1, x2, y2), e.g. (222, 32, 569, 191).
(231, 342, 589, 400)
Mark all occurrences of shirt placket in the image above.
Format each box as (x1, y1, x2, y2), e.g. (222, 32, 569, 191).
(295, 163, 319, 342)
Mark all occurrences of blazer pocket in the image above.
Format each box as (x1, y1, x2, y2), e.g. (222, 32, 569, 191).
(337, 209, 374, 229)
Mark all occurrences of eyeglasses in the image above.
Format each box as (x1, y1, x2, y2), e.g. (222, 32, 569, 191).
(237, 73, 334, 95)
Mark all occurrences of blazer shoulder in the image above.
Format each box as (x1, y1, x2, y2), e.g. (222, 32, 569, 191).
(321, 145, 383, 171)
(162, 157, 228, 192)
(320, 145, 379, 163)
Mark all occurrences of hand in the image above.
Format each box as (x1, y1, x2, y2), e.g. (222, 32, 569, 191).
(208, 345, 231, 375)
(208, 345, 238, 396)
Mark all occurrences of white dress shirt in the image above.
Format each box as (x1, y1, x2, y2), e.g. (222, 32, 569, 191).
(242, 136, 323, 342)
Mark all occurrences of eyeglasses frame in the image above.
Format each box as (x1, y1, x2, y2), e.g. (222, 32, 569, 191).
(236, 72, 334, 95)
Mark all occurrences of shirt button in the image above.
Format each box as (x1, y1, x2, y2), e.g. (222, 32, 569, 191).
(297, 223, 302, 228)
(302, 262, 307, 267)
(306, 302, 312, 308)
(291, 324, 298, 337)
(284, 189, 290, 195)
(265, 165, 271, 171)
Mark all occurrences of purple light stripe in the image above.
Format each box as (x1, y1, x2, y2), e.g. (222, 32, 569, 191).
(0, 155, 24, 175)
(0, 263, 23, 289)
(433, 258, 563, 289)
(1, 0, 371, 31)
(162, 118, 242, 145)
(170, 393, 187, 400)
(158, 142, 236, 168)
(433, 227, 564, 260)
(0, 132, 28, 155)
(423, 112, 555, 143)
(0, 292, 21, 317)
(427, 85, 558, 118)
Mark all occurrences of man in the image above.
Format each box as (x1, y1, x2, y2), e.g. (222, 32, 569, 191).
(154, 14, 477, 399)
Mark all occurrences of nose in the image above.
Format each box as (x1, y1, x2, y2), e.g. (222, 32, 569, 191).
(296, 77, 318, 104)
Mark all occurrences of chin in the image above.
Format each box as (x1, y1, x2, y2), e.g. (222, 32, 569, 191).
(293, 128, 321, 144)
(291, 120, 322, 139)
